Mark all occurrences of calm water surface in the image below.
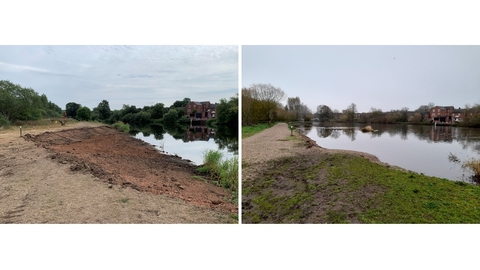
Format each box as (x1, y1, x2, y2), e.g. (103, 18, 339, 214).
(300, 123, 480, 182)
(133, 125, 237, 165)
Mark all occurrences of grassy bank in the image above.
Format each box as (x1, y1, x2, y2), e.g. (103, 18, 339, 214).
(242, 123, 273, 138)
(198, 150, 238, 202)
(243, 152, 480, 223)
(111, 121, 130, 133)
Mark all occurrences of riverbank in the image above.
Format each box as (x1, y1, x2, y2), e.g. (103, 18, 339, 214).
(0, 121, 236, 223)
(242, 123, 480, 223)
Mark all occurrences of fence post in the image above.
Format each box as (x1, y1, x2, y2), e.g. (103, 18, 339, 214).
(20, 126, 22, 137)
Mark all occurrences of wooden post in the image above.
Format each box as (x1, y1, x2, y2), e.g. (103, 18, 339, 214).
(20, 126, 22, 137)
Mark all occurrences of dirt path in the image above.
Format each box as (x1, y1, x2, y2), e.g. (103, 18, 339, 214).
(242, 123, 384, 163)
(242, 123, 383, 180)
(0, 122, 236, 223)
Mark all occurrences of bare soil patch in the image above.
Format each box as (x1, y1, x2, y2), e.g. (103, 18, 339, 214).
(1, 122, 236, 223)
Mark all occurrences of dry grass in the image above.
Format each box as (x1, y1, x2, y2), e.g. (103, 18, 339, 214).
(463, 158, 480, 180)
(361, 125, 374, 132)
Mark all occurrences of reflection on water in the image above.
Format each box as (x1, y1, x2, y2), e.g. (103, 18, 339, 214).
(130, 124, 238, 165)
(300, 123, 480, 183)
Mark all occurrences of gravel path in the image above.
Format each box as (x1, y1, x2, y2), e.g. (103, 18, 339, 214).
(242, 123, 310, 165)
(242, 123, 389, 181)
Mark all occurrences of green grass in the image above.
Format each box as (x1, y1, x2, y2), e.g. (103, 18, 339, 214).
(242, 123, 273, 138)
(243, 152, 480, 223)
(198, 150, 238, 201)
(112, 121, 130, 133)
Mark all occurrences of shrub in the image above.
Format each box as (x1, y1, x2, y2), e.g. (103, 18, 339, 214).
(199, 150, 238, 192)
(463, 158, 480, 182)
(76, 106, 91, 121)
(112, 121, 130, 133)
(361, 125, 374, 132)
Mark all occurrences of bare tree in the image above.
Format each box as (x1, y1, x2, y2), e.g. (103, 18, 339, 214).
(345, 103, 357, 122)
(287, 97, 301, 119)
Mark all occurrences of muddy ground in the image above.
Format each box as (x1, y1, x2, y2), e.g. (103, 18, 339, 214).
(0, 122, 237, 223)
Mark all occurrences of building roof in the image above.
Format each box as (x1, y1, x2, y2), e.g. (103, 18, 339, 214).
(432, 106, 455, 110)
(192, 101, 210, 106)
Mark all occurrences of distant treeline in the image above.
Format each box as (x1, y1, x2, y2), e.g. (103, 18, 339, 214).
(242, 82, 480, 128)
(1, 80, 238, 131)
(68, 95, 238, 132)
(0, 80, 63, 126)
(66, 98, 192, 126)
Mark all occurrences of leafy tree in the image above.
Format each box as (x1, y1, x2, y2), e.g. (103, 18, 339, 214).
(106, 109, 122, 124)
(121, 104, 139, 115)
(66, 102, 81, 119)
(0, 113, 10, 127)
(172, 97, 191, 108)
(96, 100, 111, 121)
(131, 111, 151, 126)
(0, 80, 44, 122)
(215, 96, 238, 129)
(76, 106, 91, 121)
(0, 80, 63, 123)
(150, 103, 165, 119)
(176, 108, 185, 118)
(163, 108, 180, 124)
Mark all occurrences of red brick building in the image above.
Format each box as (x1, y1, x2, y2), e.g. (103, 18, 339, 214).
(430, 106, 465, 123)
(185, 101, 217, 120)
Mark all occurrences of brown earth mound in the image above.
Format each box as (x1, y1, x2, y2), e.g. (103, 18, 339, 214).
(24, 126, 236, 213)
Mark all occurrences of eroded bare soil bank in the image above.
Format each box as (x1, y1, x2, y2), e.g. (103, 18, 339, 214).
(1, 123, 236, 223)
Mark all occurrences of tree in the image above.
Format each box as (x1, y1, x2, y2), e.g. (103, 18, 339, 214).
(96, 100, 111, 121)
(416, 103, 435, 122)
(150, 103, 165, 119)
(287, 97, 301, 120)
(398, 107, 409, 122)
(66, 102, 81, 119)
(345, 103, 357, 122)
(299, 103, 312, 121)
(241, 88, 256, 125)
(0, 80, 44, 122)
(370, 107, 384, 123)
(76, 106, 91, 121)
(176, 108, 185, 118)
(163, 108, 180, 124)
(172, 97, 191, 108)
(215, 96, 238, 128)
(248, 83, 285, 124)
(316, 105, 333, 122)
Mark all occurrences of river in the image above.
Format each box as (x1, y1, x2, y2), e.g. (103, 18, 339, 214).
(299, 123, 480, 183)
(131, 124, 238, 165)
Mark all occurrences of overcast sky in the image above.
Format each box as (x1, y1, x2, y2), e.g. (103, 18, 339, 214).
(0, 45, 238, 110)
(242, 46, 480, 113)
